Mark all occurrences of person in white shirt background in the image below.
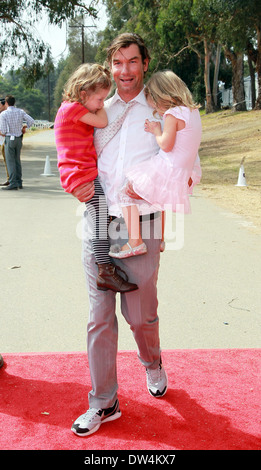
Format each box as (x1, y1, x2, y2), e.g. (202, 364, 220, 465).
(70, 33, 201, 438)
(0, 95, 34, 190)
(0, 97, 9, 187)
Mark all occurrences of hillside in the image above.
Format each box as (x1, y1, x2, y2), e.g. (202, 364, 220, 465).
(199, 109, 261, 232)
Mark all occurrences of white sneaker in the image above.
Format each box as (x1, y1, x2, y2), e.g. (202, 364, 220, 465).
(146, 360, 168, 397)
(71, 399, 121, 437)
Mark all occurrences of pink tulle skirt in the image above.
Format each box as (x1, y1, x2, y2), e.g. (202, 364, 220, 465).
(123, 155, 192, 213)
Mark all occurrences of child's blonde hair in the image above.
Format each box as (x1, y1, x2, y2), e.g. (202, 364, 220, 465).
(63, 63, 112, 102)
(145, 70, 200, 112)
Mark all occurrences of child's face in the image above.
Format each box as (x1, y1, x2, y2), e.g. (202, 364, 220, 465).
(80, 88, 110, 113)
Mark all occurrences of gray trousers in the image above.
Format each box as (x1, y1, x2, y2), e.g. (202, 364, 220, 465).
(4, 135, 23, 188)
(82, 210, 162, 409)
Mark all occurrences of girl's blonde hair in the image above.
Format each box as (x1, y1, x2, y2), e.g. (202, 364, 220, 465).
(63, 63, 112, 102)
(145, 70, 200, 112)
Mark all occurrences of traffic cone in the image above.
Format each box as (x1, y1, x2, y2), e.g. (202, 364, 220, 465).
(235, 157, 247, 187)
(41, 155, 55, 176)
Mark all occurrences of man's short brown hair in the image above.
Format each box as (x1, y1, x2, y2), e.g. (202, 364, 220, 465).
(106, 33, 151, 66)
(6, 95, 15, 106)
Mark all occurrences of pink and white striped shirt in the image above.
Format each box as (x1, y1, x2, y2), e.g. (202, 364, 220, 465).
(54, 101, 98, 193)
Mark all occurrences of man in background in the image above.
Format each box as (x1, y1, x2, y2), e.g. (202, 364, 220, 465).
(0, 95, 34, 190)
(0, 97, 9, 186)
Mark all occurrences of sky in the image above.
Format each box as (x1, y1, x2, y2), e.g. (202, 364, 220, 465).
(0, 3, 108, 72)
(37, 3, 108, 63)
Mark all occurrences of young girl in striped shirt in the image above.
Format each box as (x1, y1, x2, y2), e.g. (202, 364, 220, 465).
(55, 63, 138, 294)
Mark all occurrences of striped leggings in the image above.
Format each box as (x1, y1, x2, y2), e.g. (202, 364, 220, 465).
(85, 177, 111, 265)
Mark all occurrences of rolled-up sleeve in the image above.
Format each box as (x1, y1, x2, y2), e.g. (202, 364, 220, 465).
(23, 112, 34, 128)
(0, 114, 7, 134)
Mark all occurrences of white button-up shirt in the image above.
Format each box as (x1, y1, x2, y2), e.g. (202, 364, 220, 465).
(98, 88, 160, 217)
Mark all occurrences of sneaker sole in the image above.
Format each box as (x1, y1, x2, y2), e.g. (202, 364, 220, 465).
(71, 410, 122, 437)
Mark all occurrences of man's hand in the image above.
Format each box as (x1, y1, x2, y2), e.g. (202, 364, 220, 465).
(125, 181, 143, 200)
(72, 181, 95, 202)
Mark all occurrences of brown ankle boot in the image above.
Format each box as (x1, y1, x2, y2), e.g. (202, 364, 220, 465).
(96, 263, 138, 293)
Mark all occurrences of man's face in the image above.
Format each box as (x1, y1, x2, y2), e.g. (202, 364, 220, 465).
(0, 102, 6, 113)
(110, 44, 149, 101)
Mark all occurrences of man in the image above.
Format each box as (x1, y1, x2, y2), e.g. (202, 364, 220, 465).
(70, 33, 168, 437)
(0, 95, 34, 190)
(0, 97, 9, 186)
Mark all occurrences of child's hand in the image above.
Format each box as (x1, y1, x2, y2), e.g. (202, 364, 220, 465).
(144, 119, 162, 136)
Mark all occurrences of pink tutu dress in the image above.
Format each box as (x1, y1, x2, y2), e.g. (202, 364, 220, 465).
(123, 106, 202, 213)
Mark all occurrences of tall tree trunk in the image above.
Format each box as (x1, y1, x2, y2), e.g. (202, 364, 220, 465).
(213, 43, 221, 109)
(248, 52, 256, 109)
(255, 25, 261, 109)
(225, 49, 246, 112)
(204, 39, 214, 113)
(246, 40, 257, 109)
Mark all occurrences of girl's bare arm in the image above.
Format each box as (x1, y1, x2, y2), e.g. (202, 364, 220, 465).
(144, 115, 177, 152)
(79, 108, 108, 128)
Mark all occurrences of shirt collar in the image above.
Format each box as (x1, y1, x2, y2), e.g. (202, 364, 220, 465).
(110, 87, 148, 107)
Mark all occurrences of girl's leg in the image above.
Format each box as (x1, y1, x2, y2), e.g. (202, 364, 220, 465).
(121, 204, 143, 250)
(85, 178, 111, 265)
(109, 204, 147, 258)
(160, 211, 165, 252)
(85, 178, 138, 293)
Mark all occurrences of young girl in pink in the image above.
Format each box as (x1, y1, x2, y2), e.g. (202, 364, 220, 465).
(55, 63, 138, 293)
(109, 70, 202, 258)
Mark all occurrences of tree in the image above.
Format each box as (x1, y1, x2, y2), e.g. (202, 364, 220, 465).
(53, 18, 98, 110)
(191, 0, 222, 113)
(95, 0, 136, 65)
(0, 0, 97, 76)
(215, 0, 248, 111)
(0, 72, 45, 117)
(233, 0, 261, 109)
(156, 0, 219, 112)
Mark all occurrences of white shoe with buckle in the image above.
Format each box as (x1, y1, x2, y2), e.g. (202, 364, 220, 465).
(109, 242, 147, 259)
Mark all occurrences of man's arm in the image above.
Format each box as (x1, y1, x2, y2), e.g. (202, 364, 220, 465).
(23, 111, 34, 128)
(125, 182, 143, 200)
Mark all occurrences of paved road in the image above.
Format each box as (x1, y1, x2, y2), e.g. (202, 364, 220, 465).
(1, 130, 260, 353)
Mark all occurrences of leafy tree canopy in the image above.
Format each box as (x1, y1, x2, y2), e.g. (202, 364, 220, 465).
(0, 0, 98, 70)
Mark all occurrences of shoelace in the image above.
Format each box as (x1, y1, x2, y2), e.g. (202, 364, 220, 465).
(146, 365, 162, 385)
(80, 408, 100, 424)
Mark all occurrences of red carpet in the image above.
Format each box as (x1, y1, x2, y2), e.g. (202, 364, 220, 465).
(0, 349, 260, 450)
